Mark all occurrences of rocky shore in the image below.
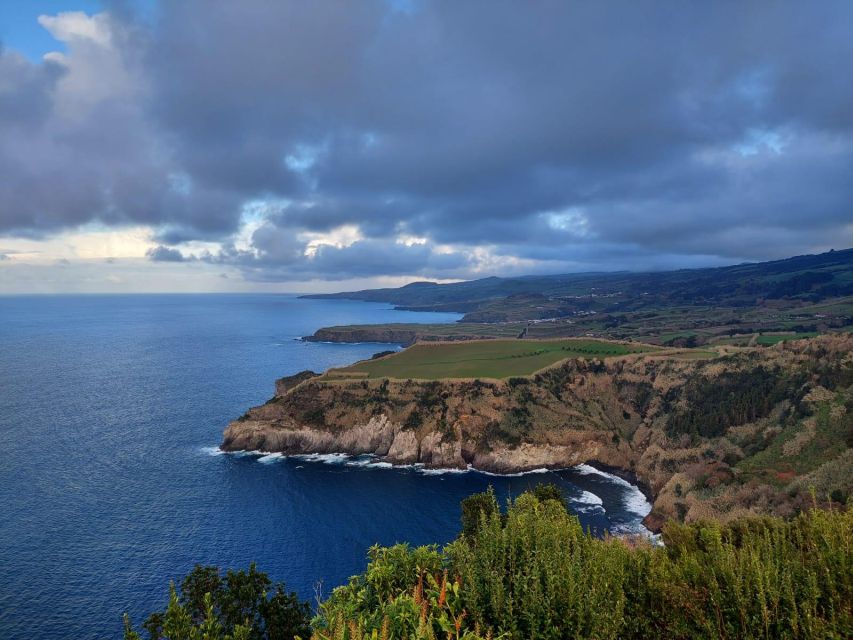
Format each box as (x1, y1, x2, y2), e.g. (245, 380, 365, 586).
(303, 326, 423, 346)
(222, 414, 634, 474)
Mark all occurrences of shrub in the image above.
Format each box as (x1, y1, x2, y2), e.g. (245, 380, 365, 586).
(300, 407, 326, 426)
(314, 492, 853, 640)
(126, 563, 311, 640)
(404, 409, 423, 429)
(530, 482, 564, 505)
(460, 487, 498, 538)
(132, 493, 853, 640)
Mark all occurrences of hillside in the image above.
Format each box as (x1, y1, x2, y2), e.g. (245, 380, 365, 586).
(302, 249, 853, 348)
(222, 334, 853, 531)
(304, 248, 853, 319)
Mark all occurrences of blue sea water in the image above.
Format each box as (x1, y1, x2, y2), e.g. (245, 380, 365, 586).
(0, 294, 649, 639)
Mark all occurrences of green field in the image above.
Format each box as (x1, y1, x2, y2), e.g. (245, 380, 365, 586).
(756, 332, 819, 346)
(328, 339, 655, 380)
(656, 331, 698, 343)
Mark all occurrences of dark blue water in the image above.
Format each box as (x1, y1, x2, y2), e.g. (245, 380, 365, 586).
(0, 294, 648, 639)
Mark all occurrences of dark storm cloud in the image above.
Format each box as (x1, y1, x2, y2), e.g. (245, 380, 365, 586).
(304, 240, 470, 279)
(2, 1, 853, 279)
(0, 45, 65, 128)
(146, 245, 186, 262)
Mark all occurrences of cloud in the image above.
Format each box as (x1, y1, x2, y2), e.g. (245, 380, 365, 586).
(37, 11, 113, 47)
(146, 245, 186, 262)
(2, 1, 853, 285)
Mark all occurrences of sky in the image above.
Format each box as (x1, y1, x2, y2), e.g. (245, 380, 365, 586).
(1, 1, 852, 293)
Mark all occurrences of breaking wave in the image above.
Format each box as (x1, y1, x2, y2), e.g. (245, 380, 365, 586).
(574, 463, 652, 518)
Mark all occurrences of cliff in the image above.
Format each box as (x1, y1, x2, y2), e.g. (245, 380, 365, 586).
(223, 334, 852, 529)
(305, 326, 423, 346)
(303, 323, 524, 345)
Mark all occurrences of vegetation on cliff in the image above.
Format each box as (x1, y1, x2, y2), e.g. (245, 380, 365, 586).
(126, 488, 852, 639)
(223, 334, 853, 527)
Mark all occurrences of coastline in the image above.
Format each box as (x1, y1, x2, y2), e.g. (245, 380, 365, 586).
(223, 327, 851, 537)
(212, 446, 657, 535)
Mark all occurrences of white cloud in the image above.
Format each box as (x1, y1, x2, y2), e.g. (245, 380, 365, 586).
(38, 12, 113, 47)
(0, 225, 154, 263)
(303, 224, 363, 256)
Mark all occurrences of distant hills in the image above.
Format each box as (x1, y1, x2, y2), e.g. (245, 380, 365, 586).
(304, 248, 853, 322)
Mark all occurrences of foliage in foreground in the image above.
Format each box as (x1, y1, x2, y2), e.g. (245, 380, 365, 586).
(315, 490, 852, 640)
(126, 487, 852, 639)
(124, 563, 311, 640)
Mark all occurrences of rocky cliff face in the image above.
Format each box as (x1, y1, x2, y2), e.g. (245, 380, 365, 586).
(303, 325, 520, 345)
(223, 334, 853, 529)
(304, 327, 423, 345)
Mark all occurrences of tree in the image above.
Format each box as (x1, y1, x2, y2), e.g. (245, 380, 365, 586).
(460, 487, 498, 538)
(530, 482, 565, 506)
(128, 564, 310, 640)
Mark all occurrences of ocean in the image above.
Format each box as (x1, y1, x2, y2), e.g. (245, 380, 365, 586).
(0, 294, 650, 639)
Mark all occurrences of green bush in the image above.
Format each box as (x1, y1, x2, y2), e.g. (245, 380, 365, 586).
(460, 487, 499, 538)
(314, 492, 853, 640)
(529, 482, 564, 506)
(125, 563, 311, 640)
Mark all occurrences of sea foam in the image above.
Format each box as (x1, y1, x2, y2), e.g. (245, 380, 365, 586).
(291, 452, 349, 464)
(574, 490, 605, 507)
(200, 446, 226, 456)
(574, 463, 652, 518)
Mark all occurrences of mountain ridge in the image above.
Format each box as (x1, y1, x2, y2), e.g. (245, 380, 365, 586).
(302, 248, 853, 319)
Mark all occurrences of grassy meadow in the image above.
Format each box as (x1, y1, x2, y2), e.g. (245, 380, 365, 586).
(328, 338, 655, 380)
(755, 332, 820, 346)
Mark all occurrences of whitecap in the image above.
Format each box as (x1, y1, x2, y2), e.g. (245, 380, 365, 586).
(257, 452, 283, 464)
(476, 467, 551, 478)
(575, 490, 604, 506)
(573, 464, 652, 518)
(203, 446, 258, 458)
(343, 455, 394, 469)
(571, 490, 606, 514)
(417, 466, 470, 475)
(200, 446, 225, 456)
(291, 453, 349, 465)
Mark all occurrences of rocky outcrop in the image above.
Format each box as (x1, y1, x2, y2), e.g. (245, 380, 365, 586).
(223, 414, 399, 457)
(471, 442, 632, 475)
(274, 370, 319, 397)
(222, 334, 853, 530)
(302, 324, 523, 345)
(304, 327, 422, 346)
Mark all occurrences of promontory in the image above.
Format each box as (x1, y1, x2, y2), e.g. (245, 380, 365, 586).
(222, 333, 853, 531)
